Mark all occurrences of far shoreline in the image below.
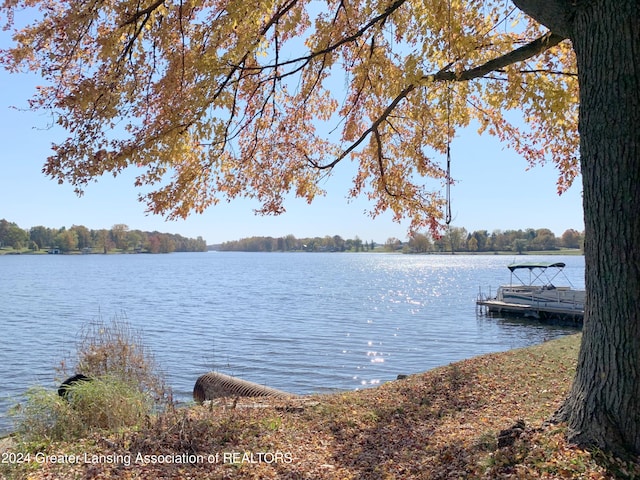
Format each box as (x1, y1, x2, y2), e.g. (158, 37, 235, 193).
(0, 247, 584, 256)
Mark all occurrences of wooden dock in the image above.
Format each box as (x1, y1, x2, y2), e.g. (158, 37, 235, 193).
(476, 298, 583, 325)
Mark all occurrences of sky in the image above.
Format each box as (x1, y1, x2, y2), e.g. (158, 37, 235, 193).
(0, 37, 584, 246)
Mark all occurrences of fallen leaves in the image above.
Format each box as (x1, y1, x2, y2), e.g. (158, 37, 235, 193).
(4, 333, 639, 479)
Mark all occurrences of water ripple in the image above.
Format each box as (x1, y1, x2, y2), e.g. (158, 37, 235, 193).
(0, 252, 583, 434)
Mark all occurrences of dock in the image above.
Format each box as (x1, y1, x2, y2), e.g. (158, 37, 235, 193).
(476, 262, 585, 326)
(476, 298, 583, 325)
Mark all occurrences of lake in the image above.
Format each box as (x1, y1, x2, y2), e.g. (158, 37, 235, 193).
(0, 252, 584, 434)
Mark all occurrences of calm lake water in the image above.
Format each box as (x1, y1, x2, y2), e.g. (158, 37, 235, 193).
(0, 252, 584, 434)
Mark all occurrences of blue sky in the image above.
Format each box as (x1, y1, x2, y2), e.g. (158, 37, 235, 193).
(1, 38, 584, 245)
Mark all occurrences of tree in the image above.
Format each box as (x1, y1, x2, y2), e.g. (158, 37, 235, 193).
(145, 234, 162, 254)
(54, 228, 78, 252)
(513, 238, 527, 254)
(516, 0, 640, 458)
(333, 235, 346, 252)
(0, 219, 29, 249)
(352, 236, 363, 252)
(467, 236, 478, 252)
(110, 224, 130, 251)
(70, 224, 92, 250)
(0, 0, 579, 230)
(530, 228, 557, 251)
(384, 237, 401, 252)
(560, 228, 583, 249)
(127, 230, 144, 251)
(441, 226, 467, 253)
(469, 230, 489, 252)
(159, 235, 176, 254)
(29, 225, 56, 250)
(408, 232, 433, 253)
(1, 0, 638, 456)
(92, 229, 114, 254)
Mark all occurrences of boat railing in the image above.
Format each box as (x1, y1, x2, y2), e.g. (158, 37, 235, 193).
(476, 285, 493, 301)
(501, 286, 584, 310)
(476, 286, 495, 316)
(477, 263, 585, 321)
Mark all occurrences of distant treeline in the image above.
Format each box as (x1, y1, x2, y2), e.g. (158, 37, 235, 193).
(214, 234, 376, 252)
(213, 227, 584, 253)
(411, 227, 583, 253)
(0, 219, 207, 254)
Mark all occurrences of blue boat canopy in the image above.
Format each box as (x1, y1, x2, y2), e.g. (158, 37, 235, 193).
(507, 262, 566, 272)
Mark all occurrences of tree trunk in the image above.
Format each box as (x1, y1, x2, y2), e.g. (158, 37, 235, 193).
(551, 0, 640, 457)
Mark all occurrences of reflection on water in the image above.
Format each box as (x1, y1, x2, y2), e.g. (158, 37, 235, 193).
(0, 252, 583, 434)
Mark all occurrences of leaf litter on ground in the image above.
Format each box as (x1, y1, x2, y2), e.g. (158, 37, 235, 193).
(3, 333, 639, 479)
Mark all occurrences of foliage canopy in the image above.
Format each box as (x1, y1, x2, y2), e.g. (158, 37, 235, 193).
(1, 0, 578, 234)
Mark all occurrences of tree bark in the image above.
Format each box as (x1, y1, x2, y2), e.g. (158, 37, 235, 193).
(512, 0, 577, 38)
(516, 0, 640, 457)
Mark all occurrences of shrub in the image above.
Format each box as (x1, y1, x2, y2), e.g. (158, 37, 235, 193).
(13, 313, 171, 447)
(58, 313, 171, 406)
(64, 375, 152, 431)
(13, 377, 151, 446)
(11, 387, 83, 446)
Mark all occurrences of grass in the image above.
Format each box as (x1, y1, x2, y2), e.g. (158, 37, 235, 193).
(2, 333, 638, 479)
(10, 377, 152, 448)
(1, 315, 170, 476)
(56, 316, 170, 405)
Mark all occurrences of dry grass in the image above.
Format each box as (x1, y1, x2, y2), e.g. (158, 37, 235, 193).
(57, 314, 170, 405)
(3, 333, 639, 479)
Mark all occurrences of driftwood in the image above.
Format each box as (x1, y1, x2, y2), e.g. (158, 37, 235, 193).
(193, 372, 298, 403)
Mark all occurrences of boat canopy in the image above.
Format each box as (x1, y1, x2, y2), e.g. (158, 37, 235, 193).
(507, 262, 566, 272)
(505, 262, 573, 287)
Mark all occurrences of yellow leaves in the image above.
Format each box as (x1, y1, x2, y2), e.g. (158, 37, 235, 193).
(1, 0, 580, 233)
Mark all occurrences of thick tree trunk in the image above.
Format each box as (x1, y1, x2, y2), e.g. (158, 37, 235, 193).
(551, 0, 640, 457)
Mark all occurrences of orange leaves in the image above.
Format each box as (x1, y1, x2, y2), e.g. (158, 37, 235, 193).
(1, 0, 579, 233)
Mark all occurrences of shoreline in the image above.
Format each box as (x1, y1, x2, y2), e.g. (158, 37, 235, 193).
(8, 333, 638, 479)
(1, 248, 584, 256)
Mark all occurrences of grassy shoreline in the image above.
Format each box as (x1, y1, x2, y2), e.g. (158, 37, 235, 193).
(2, 333, 638, 479)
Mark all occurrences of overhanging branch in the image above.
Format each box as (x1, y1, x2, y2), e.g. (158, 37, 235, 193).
(426, 31, 567, 83)
(120, 0, 165, 27)
(310, 31, 568, 171)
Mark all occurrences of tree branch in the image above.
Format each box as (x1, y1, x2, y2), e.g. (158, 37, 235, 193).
(309, 31, 566, 170)
(120, 0, 165, 27)
(308, 83, 416, 170)
(374, 128, 398, 198)
(245, 0, 407, 75)
(427, 31, 567, 83)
